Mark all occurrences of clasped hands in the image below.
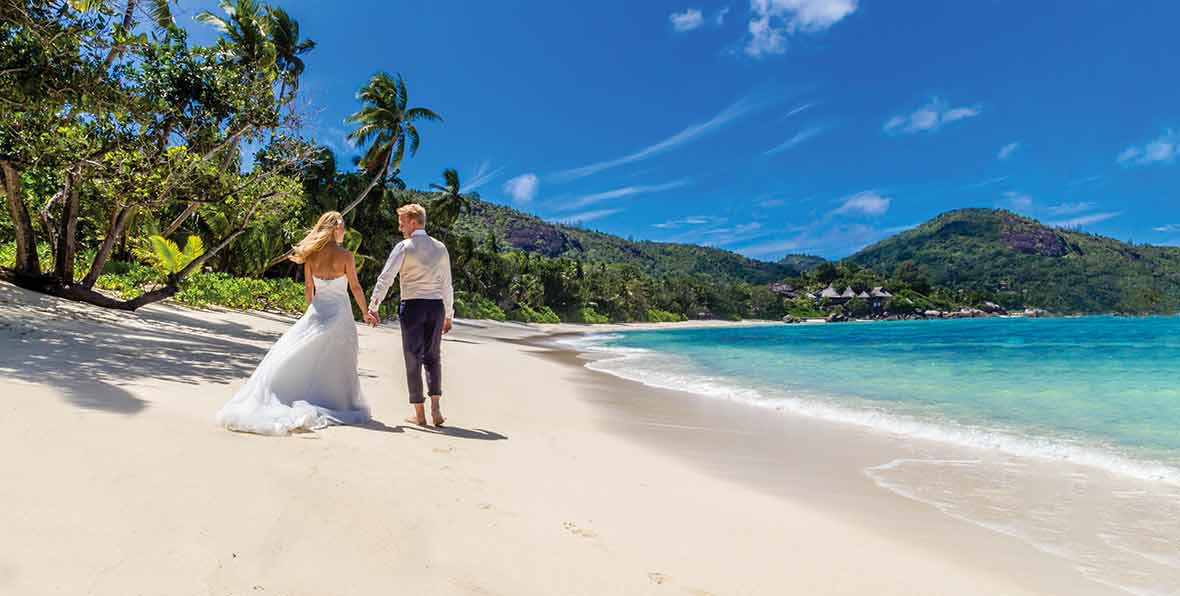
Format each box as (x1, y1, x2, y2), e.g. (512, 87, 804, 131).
(363, 310, 452, 334)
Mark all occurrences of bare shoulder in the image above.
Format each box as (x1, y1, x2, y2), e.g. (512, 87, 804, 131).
(333, 245, 354, 262)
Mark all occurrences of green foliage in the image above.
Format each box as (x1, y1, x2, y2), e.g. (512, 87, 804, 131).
(779, 254, 827, 274)
(508, 304, 561, 324)
(173, 272, 305, 312)
(454, 292, 507, 321)
(0, 242, 52, 271)
(93, 262, 306, 313)
(566, 306, 608, 324)
(843, 298, 873, 318)
(134, 234, 204, 277)
(785, 296, 824, 319)
(645, 308, 686, 323)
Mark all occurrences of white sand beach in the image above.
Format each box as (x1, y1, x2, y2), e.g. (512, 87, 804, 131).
(0, 281, 1120, 596)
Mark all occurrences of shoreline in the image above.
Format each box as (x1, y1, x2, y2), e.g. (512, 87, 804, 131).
(526, 325, 1175, 596)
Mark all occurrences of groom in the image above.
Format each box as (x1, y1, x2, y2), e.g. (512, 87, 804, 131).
(366, 203, 454, 427)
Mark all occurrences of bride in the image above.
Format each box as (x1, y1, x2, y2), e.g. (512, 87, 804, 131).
(217, 211, 373, 435)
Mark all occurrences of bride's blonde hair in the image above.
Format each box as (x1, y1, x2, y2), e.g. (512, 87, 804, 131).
(290, 211, 344, 264)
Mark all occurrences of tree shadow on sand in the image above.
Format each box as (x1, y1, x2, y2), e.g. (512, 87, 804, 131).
(0, 283, 278, 415)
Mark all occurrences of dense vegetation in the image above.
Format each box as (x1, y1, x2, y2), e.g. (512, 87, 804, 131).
(850, 209, 1180, 314)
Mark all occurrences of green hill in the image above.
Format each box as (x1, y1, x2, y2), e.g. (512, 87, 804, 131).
(453, 197, 802, 283)
(848, 208, 1180, 314)
(779, 254, 827, 273)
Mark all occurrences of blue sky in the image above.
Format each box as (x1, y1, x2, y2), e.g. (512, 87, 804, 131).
(179, 1, 1180, 259)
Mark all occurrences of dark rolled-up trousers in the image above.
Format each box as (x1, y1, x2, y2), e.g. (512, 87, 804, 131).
(398, 299, 445, 404)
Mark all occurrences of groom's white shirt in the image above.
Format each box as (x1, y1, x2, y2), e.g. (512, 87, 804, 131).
(369, 229, 455, 318)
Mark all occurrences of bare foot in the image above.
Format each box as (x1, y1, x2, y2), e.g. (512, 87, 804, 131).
(404, 415, 427, 425)
(430, 408, 446, 427)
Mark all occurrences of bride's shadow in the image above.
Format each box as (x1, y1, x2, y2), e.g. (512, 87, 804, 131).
(359, 420, 507, 441)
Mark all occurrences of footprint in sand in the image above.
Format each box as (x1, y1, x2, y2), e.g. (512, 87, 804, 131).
(647, 572, 669, 585)
(562, 521, 597, 538)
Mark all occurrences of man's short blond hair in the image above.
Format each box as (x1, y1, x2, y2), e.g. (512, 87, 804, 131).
(397, 203, 427, 225)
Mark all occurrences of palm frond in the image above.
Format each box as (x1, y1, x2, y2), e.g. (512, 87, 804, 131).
(194, 10, 229, 32)
(405, 124, 420, 156)
(179, 235, 205, 268)
(389, 135, 406, 172)
(146, 0, 175, 30)
(443, 168, 460, 191)
(404, 107, 442, 123)
(395, 75, 408, 110)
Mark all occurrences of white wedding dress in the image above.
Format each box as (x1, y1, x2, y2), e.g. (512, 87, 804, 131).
(217, 275, 370, 435)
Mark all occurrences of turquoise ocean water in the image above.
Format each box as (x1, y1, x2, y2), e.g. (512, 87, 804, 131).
(582, 316, 1180, 480)
(571, 317, 1180, 594)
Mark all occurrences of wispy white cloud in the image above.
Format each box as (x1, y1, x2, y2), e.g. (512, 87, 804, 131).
(552, 208, 624, 226)
(1153, 224, 1180, 233)
(503, 173, 539, 204)
(653, 215, 725, 229)
(738, 222, 887, 258)
(739, 238, 801, 256)
(1048, 211, 1122, 228)
(1002, 190, 1033, 210)
(550, 95, 765, 181)
(461, 160, 504, 193)
(1117, 130, 1178, 166)
(780, 101, 816, 120)
(833, 191, 891, 216)
(669, 8, 705, 32)
(884, 98, 981, 135)
(1046, 202, 1095, 216)
(963, 175, 1009, 190)
(764, 125, 826, 155)
(1067, 175, 1103, 187)
(745, 0, 859, 58)
(715, 5, 731, 24)
(882, 222, 919, 235)
(562, 179, 690, 211)
(997, 141, 1021, 160)
(702, 222, 768, 246)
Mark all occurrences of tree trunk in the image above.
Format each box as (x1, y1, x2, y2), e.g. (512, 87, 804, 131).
(54, 172, 81, 284)
(39, 187, 66, 253)
(0, 160, 40, 275)
(102, 0, 140, 69)
(163, 202, 199, 237)
(0, 268, 178, 311)
(80, 206, 133, 288)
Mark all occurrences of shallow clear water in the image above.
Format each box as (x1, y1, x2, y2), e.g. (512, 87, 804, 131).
(572, 317, 1180, 595)
(589, 316, 1180, 480)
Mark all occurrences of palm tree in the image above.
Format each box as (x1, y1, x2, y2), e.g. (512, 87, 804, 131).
(339, 71, 441, 215)
(195, 0, 277, 74)
(70, 0, 176, 66)
(429, 168, 469, 240)
(267, 6, 315, 107)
